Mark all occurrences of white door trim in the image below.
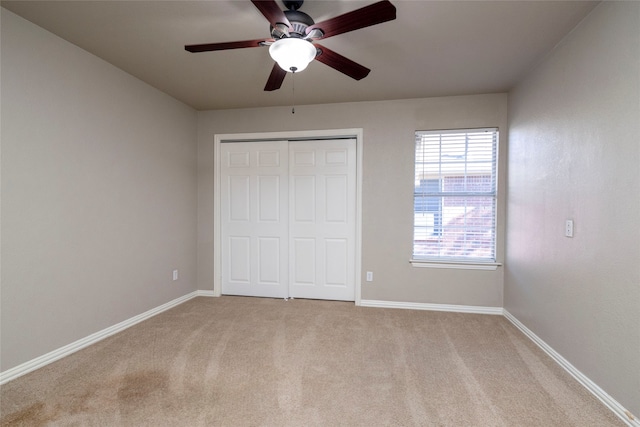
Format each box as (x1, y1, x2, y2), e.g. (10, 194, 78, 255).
(213, 129, 363, 305)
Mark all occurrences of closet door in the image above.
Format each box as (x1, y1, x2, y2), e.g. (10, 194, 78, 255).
(220, 141, 289, 298)
(289, 139, 357, 301)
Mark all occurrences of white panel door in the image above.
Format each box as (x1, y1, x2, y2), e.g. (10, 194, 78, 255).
(289, 139, 357, 301)
(220, 141, 289, 298)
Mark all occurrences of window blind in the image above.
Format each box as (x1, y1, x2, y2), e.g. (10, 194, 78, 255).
(413, 128, 498, 262)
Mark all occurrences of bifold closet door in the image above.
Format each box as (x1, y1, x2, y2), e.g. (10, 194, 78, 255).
(220, 138, 356, 301)
(289, 139, 356, 301)
(220, 141, 289, 298)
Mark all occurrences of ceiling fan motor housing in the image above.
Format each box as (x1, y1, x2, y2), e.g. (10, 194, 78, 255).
(272, 9, 315, 38)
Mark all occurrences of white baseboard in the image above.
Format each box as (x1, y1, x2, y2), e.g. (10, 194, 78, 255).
(195, 290, 217, 297)
(503, 310, 638, 427)
(0, 291, 200, 385)
(359, 299, 503, 315)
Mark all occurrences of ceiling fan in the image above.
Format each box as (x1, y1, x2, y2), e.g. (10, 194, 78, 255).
(185, 0, 396, 91)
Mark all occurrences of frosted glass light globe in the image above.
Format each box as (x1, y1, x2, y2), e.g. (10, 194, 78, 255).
(269, 38, 316, 73)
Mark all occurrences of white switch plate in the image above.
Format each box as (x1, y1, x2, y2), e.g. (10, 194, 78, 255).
(366, 271, 373, 282)
(565, 220, 574, 238)
(172, 269, 179, 281)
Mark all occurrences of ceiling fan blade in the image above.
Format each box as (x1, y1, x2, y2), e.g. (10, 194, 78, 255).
(314, 44, 370, 81)
(306, 0, 396, 39)
(264, 63, 287, 91)
(251, 0, 292, 29)
(185, 38, 269, 53)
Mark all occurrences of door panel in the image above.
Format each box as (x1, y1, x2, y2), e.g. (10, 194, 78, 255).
(228, 176, 250, 221)
(221, 141, 289, 298)
(325, 175, 348, 222)
(293, 238, 316, 285)
(289, 139, 356, 301)
(229, 237, 250, 283)
(258, 237, 280, 283)
(257, 175, 280, 221)
(292, 175, 315, 222)
(325, 238, 348, 285)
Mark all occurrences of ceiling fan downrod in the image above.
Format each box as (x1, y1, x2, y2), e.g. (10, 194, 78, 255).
(283, 0, 304, 11)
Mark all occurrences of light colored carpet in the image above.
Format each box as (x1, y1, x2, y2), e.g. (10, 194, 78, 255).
(0, 296, 624, 426)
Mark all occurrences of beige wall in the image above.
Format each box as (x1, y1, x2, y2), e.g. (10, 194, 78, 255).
(506, 1, 640, 416)
(198, 94, 508, 307)
(1, 10, 198, 371)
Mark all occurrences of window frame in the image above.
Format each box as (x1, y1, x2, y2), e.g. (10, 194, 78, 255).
(411, 127, 501, 270)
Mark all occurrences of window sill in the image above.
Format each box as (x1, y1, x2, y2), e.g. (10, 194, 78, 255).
(410, 259, 502, 270)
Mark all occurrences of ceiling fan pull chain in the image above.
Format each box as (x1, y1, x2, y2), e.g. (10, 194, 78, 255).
(291, 68, 296, 114)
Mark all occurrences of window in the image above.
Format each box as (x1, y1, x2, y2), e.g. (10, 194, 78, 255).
(413, 128, 498, 263)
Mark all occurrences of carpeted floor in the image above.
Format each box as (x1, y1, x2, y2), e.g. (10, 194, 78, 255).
(0, 296, 625, 426)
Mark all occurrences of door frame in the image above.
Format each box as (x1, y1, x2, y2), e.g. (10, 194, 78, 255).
(213, 129, 363, 305)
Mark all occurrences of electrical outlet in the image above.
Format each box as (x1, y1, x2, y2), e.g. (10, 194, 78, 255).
(172, 269, 179, 281)
(565, 220, 574, 238)
(366, 271, 373, 282)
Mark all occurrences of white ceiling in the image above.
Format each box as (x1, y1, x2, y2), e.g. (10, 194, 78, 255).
(1, 0, 598, 111)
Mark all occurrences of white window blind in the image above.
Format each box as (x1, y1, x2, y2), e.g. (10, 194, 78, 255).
(413, 128, 498, 262)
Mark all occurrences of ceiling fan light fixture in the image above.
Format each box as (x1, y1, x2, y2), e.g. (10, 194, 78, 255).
(269, 38, 316, 73)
